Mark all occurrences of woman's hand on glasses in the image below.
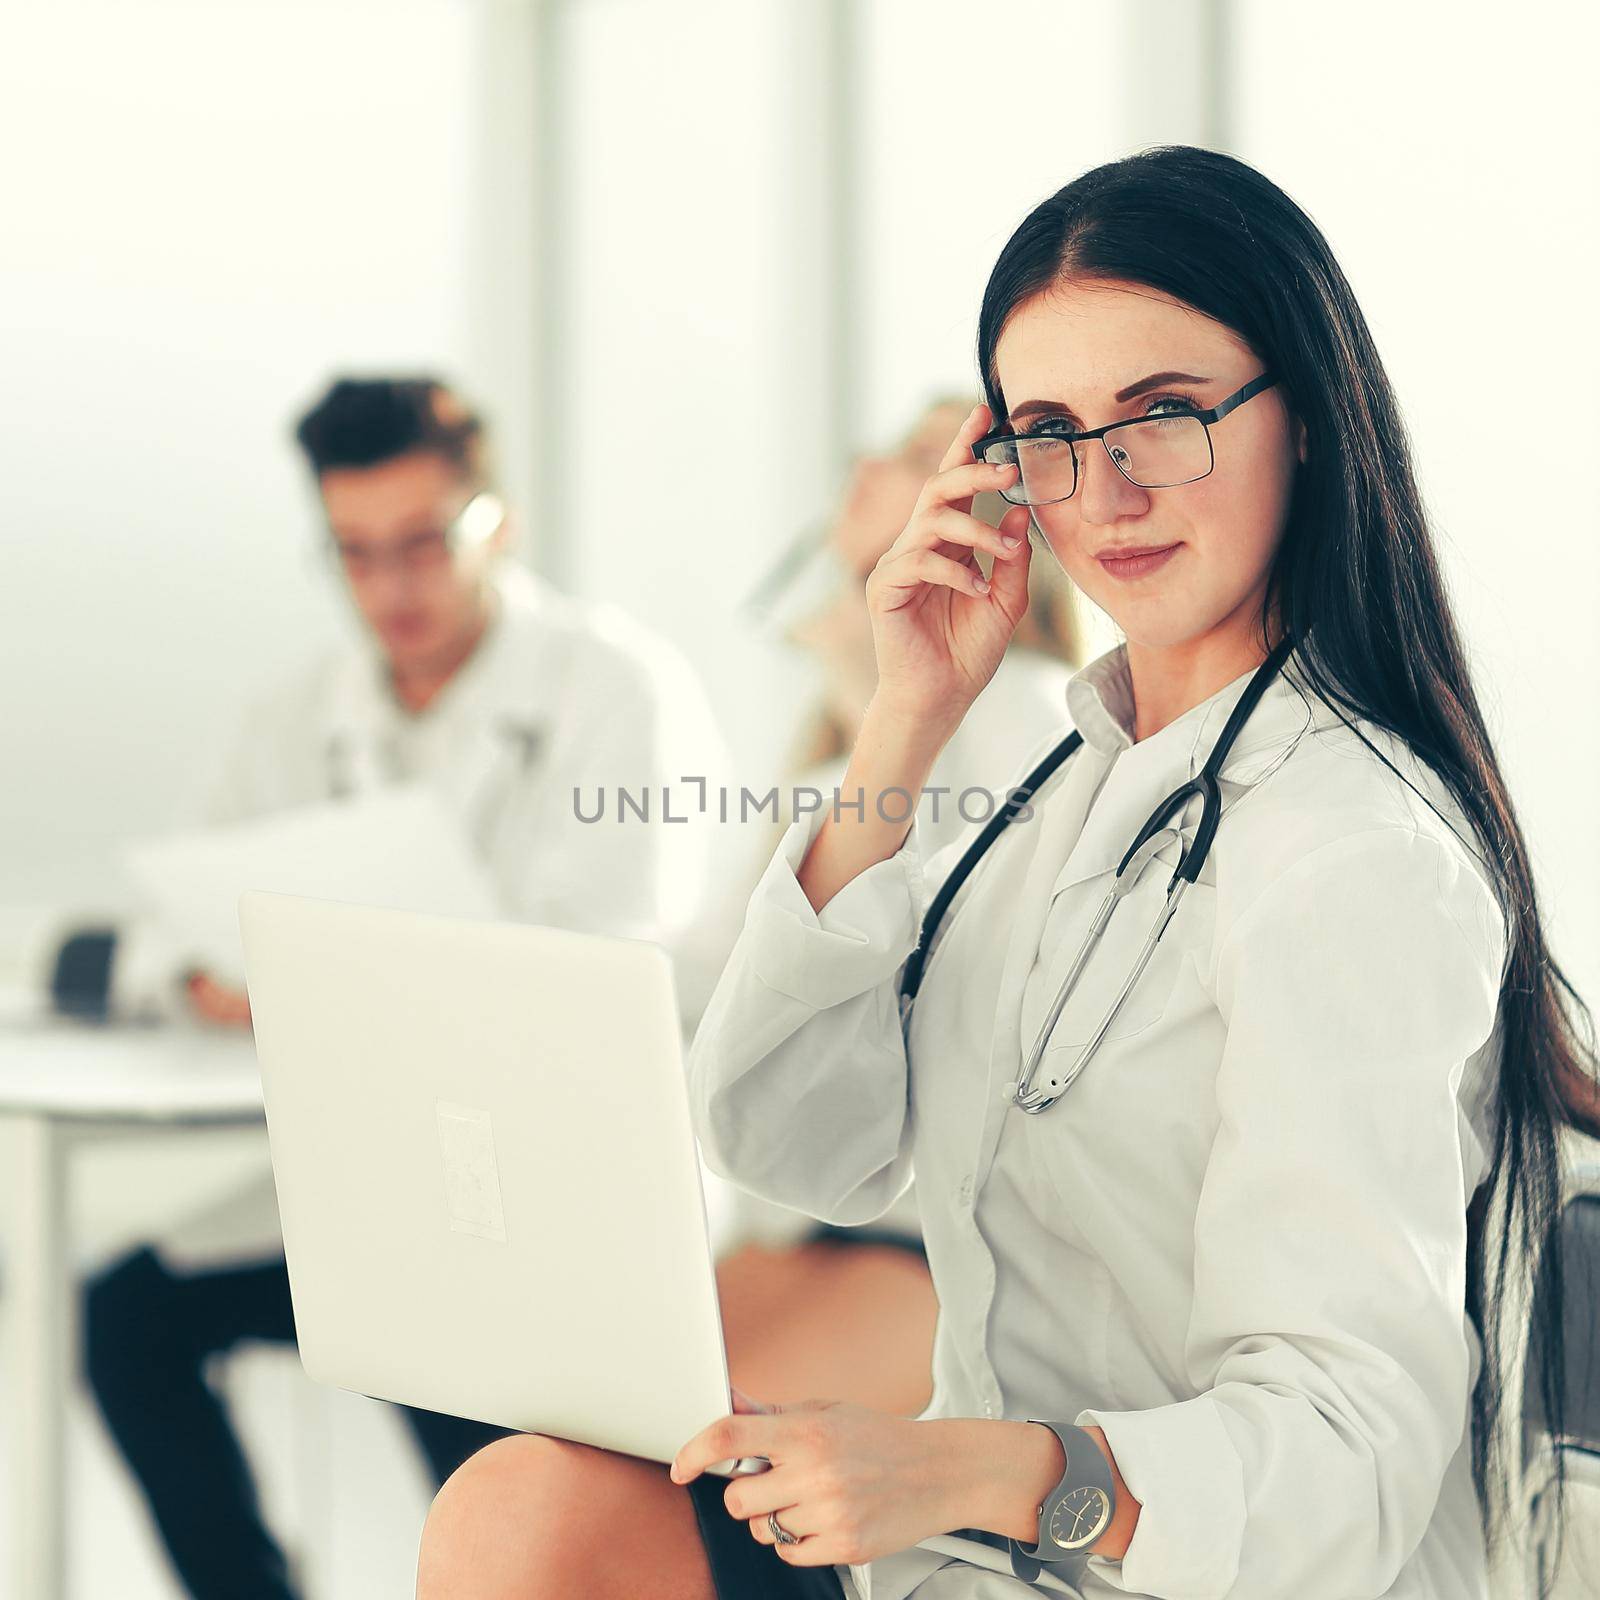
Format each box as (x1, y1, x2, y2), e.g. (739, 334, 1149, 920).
(864, 402, 1033, 736)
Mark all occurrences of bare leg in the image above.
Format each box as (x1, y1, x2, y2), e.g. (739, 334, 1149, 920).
(416, 1434, 715, 1600)
(716, 1242, 938, 1415)
(418, 1243, 936, 1596)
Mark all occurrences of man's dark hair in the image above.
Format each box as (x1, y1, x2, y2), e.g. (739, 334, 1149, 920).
(293, 377, 488, 484)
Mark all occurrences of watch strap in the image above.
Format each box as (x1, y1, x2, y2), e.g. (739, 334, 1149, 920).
(1006, 1420, 1117, 1584)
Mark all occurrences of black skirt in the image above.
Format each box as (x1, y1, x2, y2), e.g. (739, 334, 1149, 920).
(806, 1221, 929, 1260)
(687, 1472, 848, 1600)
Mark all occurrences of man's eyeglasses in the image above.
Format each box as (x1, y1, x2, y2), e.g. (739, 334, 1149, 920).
(973, 372, 1279, 507)
(328, 491, 506, 578)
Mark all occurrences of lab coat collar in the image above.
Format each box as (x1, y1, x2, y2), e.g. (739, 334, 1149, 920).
(1051, 640, 1326, 896)
(1064, 649, 1137, 760)
(319, 563, 558, 795)
(1065, 640, 1325, 784)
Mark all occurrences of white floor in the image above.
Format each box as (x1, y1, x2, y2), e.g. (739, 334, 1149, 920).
(0, 1130, 438, 1600)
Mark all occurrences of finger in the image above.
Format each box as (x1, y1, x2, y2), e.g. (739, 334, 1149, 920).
(934, 400, 995, 475)
(985, 505, 1035, 617)
(745, 1494, 817, 1546)
(731, 1387, 774, 1415)
(869, 548, 991, 610)
(892, 504, 1027, 564)
(913, 458, 1019, 519)
(749, 1512, 806, 1548)
(671, 1414, 772, 1484)
(747, 1506, 815, 1549)
(723, 1463, 805, 1523)
(773, 1536, 833, 1567)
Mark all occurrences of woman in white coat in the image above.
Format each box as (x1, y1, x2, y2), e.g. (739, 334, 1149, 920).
(417, 146, 1599, 1600)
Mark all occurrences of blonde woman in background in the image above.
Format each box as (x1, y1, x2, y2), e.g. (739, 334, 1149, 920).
(710, 397, 1085, 1420)
(783, 398, 1085, 857)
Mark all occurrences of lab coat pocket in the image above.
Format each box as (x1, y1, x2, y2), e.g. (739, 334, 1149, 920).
(1036, 870, 1206, 1058)
(1045, 879, 1225, 1209)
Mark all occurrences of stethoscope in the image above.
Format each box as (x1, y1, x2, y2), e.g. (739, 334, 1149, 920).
(898, 635, 1297, 1116)
(324, 718, 547, 801)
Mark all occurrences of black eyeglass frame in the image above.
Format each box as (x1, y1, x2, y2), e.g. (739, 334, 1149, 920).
(972, 371, 1280, 506)
(323, 490, 507, 572)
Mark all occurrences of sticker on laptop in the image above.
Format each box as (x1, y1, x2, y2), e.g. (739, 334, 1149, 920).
(435, 1101, 508, 1244)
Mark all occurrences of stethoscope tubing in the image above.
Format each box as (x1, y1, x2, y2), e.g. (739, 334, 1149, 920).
(1013, 841, 1191, 1114)
(901, 636, 1298, 1116)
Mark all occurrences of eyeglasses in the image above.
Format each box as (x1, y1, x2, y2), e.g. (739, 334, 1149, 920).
(973, 372, 1279, 507)
(328, 491, 505, 578)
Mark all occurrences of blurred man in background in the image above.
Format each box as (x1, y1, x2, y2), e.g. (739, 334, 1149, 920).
(82, 377, 725, 1600)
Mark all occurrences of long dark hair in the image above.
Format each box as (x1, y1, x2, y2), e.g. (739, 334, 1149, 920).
(976, 145, 1599, 1568)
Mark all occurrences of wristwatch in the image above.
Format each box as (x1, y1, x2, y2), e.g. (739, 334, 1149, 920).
(1006, 1420, 1117, 1584)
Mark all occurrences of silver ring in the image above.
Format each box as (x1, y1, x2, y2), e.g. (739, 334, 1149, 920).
(767, 1510, 800, 1546)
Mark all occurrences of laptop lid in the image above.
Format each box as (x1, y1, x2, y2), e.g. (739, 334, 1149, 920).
(238, 890, 732, 1466)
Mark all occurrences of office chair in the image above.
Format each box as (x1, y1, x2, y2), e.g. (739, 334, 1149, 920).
(1522, 1152, 1600, 1596)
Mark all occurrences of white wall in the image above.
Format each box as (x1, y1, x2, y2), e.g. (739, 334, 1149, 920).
(549, 0, 1221, 784)
(0, 1, 481, 918)
(851, 0, 1127, 447)
(1229, 0, 1600, 997)
(1, 6, 496, 1594)
(549, 0, 835, 787)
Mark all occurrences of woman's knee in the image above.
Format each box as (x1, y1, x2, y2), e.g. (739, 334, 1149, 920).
(419, 1433, 716, 1600)
(419, 1433, 683, 1600)
(419, 1434, 587, 1598)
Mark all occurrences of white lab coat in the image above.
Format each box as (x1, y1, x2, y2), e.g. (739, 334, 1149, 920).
(126, 561, 725, 1265)
(116, 562, 725, 1010)
(689, 644, 1508, 1600)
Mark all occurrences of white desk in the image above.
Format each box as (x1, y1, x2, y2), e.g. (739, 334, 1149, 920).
(0, 1015, 263, 1600)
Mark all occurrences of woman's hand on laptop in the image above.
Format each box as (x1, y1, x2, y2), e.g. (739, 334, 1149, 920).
(670, 1399, 986, 1567)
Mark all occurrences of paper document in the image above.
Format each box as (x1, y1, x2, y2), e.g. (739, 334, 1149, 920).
(123, 787, 498, 986)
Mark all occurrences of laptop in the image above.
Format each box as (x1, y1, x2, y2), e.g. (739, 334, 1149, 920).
(238, 890, 761, 1473)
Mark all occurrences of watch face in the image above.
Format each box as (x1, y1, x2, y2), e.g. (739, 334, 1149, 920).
(1048, 1484, 1112, 1550)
